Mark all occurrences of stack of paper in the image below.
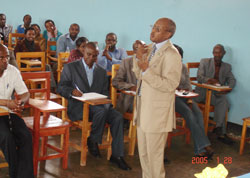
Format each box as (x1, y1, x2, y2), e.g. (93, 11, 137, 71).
(72, 92, 107, 101)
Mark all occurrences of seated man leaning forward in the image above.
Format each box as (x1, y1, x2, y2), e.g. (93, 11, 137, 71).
(97, 32, 127, 72)
(57, 42, 131, 171)
(112, 40, 144, 114)
(0, 44, 34, 178)
(194, 44, 236, 145)
(174, 44, 213, 159)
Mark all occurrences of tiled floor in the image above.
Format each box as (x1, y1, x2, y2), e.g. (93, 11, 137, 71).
(1, 122, 249, 178)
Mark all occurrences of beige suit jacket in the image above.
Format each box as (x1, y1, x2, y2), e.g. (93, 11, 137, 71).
(132, 40, 182, 133)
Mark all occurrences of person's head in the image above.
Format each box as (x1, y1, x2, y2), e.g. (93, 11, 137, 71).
(132, 40, 146, 53)
(23, 14, 32, 27)
(213, 44, 226, 64)
(44, 19, 55, 33)
(0, 44, 9, 74)
(69, 23, 80, 40)
(76, 37, 88, 55)
(105, 32, 117, 51)
(83, 42, 99, 68)
(24, 27, 36, 42)
(0, 14, 6, 28)
(31, 24, 41, 37)
(173, 44, 183, 58)
(150, 17, 176, 43)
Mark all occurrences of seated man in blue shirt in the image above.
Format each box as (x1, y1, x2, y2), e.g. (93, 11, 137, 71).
(56, 23, 80, 56)
(97, 33, 127, 72)
(17, 14, 32, 34)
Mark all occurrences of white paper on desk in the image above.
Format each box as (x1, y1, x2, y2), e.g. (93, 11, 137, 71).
(72, 92, 107, 101)
(124, 90, 136, 95)
(175, 90, 199, 97)
(202, 83, 230, 89)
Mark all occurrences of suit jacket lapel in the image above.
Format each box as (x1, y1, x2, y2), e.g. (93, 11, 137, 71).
(76, 60, 90, 90)
(148, 40, 172, 67)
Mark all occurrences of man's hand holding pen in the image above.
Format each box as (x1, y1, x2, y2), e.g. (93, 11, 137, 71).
(136, 41, 149, 72)
(72, 89, 83, 97)
(7, 99, 25, 113)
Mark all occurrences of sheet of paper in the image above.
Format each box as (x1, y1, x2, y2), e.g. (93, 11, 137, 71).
(123, 90, 136, 96)
(175, 90, 199, 97)
(202, 83, 230, 89)
(72, 92, 107, 101)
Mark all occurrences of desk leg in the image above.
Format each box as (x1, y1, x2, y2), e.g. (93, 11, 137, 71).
(80, 103, 89, 166)
(204, 89, 212, 135)
(33, 109, 41, 176)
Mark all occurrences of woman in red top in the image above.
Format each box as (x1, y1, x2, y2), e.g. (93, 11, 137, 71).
(68, 37, 88, 63)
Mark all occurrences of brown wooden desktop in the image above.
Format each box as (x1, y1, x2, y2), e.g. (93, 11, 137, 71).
(191, 81, 232, 135)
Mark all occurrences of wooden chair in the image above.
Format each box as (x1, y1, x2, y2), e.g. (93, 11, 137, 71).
(239, 117, 250, 155)
(62, 97, 112, 166)
(186, 62, 228, 132)
(21, 72, 71, 175)
(126, 50, 134, 56)
(46, 41, 57, 64)
(16, 52, 46, 72)
(57, 52, 70, 82)
(167, 113, 191, 148)
(8, 33, 25, 50)
(111, 64, 137, 155)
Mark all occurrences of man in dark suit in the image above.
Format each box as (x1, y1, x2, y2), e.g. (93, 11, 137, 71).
(195, 44, 236, 145)
(57, 42, 131, 170)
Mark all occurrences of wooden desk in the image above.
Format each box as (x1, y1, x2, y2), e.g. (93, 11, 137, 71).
(191, 81, 232, 134)
(0, 108, 9, 116)
(70, 97, 112, 166)
(21, 60, 42, 67)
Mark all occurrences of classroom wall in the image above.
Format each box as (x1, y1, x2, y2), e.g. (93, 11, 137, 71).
(2, 0, 250, 125)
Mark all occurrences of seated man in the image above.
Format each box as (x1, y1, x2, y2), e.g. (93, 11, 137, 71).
(0, 14, 13, 45)
(0, 44, 34, 178)
(16, 14, 32, 34)
(14, 27, 56, 88)
(112, 40, 144, 113)
(57, 42, 131, 171)
(194, 44, 236, 145)
(97, 33, 127, 72)
(56, 23, 80, 56)
(174, 44, 213, 158)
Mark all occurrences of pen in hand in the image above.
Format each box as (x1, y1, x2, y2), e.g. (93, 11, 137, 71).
(72, 83, 83, 97)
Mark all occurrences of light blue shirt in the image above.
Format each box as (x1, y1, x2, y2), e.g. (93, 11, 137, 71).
(97, 47, 127, 72)
(81, 58, 95, 86)
(56, 33, 78, 56)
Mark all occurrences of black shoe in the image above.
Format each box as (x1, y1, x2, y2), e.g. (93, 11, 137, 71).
(164, 157, 171, 164)
(213, 127, 223, 136)
(217, 134, 234, 145)
(110, 155, 132, 170)
(87, 137, 101, 158)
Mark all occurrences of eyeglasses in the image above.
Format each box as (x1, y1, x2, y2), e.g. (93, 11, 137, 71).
(150, 25, 170, 33)
(0, 56, 10, 61)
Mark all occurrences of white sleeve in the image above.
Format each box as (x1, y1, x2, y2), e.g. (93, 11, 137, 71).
(13, 68, 28, 95)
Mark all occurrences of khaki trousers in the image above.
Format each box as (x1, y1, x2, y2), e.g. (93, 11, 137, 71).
(137, 126, 168, 178)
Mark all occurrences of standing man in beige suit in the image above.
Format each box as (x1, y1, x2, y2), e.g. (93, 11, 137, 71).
(133, 17, 182, 178)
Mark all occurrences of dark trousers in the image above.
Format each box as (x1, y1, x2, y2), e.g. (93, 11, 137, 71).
(89, 104, 124, 157)
(0, 113, 34, 178)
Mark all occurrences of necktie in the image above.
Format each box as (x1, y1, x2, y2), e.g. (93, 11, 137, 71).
(138, 44, 157, 96)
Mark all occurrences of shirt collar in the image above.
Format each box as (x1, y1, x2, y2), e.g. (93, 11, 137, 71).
(81, 58, 96, 70)
(155, 39, 168, 51)
(66, 33, 70, 39)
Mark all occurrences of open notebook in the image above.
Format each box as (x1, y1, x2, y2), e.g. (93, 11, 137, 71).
(72, 92, 107, 101)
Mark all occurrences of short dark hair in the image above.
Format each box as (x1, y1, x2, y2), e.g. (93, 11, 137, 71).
(23, 14, 31, 21)
(44, 19, 55, 27)
(76, 37, 88, 47)
(31, 24, 41, 30)
(106, 32, 117, 39)
(24, 27, 35, 34)
(0, 14, 5, 18)
(173, 44, 183, 58)
(85, 42, 98, 50)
